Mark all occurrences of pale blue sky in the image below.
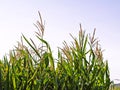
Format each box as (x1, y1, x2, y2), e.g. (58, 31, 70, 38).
(0, 0, 120, 83)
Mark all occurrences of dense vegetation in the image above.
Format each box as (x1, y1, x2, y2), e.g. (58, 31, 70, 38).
(0, 12, 113, 90)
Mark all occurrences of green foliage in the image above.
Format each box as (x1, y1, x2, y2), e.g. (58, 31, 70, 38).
(0, 12, 112, 90)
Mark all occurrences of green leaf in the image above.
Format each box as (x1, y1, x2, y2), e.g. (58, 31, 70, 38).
(22, 34, 41, 58)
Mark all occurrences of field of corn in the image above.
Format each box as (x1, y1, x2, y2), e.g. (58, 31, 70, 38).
(0, 12, 116, 90)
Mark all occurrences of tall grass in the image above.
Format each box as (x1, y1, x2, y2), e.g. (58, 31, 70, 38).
(0, 12, 112, 90)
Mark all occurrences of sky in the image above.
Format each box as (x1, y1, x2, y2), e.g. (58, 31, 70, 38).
(0, 0, 120, 83)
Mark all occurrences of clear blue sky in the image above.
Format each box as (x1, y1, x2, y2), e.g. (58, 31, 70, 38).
(0, 0, 120, 83)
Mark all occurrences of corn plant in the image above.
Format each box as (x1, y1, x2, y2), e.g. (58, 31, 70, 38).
(0, 12, 112, 90)
(56, 25, 112, 90)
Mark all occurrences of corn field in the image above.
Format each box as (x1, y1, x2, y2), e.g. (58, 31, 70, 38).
(0, 12, 112, 90)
